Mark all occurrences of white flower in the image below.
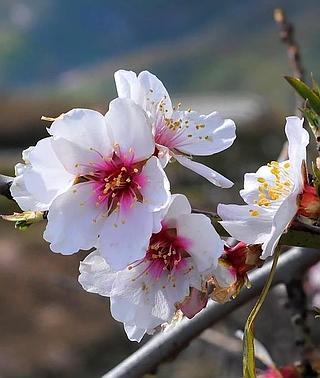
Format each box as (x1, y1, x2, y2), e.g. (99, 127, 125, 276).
(79, 194, 224, 341)
(114, 69, 236, 188)
(11, 98, 170, 270)
(218, 116, 309, 258)
(11, 142, 74, 211)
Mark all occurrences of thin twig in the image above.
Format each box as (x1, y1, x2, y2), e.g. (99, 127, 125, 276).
(274, 8, 305, 116)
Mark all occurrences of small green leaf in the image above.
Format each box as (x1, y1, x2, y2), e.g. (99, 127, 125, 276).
(15, 220, 32, 231)
(285, 76, 320, 114)
(312, 162, 320, 197)
(303, 108, 320, 129)
(311, 74, 320, 97)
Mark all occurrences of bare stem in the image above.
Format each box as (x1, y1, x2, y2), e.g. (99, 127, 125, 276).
(274, 8, 305, 116)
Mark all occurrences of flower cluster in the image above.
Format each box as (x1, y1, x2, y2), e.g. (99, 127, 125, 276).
(8, 69, 320, 342)
(10, 70, 236, 340)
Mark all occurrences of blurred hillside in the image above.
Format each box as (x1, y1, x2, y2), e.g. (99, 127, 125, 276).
(0, 0, 319, 109)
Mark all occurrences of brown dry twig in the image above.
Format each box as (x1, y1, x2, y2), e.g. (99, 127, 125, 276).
(274, 8, 305, 115)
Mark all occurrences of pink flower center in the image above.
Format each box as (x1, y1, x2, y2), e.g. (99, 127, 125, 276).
(155, 114, 188, 150)
(83, 153, 146, 215)
(144, 226, 191, 279)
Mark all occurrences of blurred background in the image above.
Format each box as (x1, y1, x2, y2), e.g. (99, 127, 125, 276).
(0, 0, 319, 377)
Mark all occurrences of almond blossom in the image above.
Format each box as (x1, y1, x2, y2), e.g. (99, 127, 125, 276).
(79, 194, 224, 341)
(114, 69, 236, 188)
(11, 98, 170, 270)
(218, 116, 309, 259)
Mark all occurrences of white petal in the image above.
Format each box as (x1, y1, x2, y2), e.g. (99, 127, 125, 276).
(49, 108, 112, 156)
(285, 116, 309, 188)
(114, 70, 146, 109)
(11, 168, 48, 211)
(213, 262, 236, 287)
(13, 137, 74, 210)
(105, 98, 155, 162)
(165, 259, 197, 304)
(150, 193, 191, 232)
(217, 203, 274, 221)
(152, 210, 164, 233)
(140, 156, 170, 212)
(21, 146, 34, 164)
(152, 194, 191, 234)
(218, 204, 273, 245)
(176, 213, 224, 272)
(156, 144, 171, 168)
(286, 116, 308, 163)
(123, 324, 146, 342)
(110, 297, 136, 324)
(51, 138, 97, 176)
(138, 70, 173, 116)
(165, 193, 191, 218)
(162, 193, 192, 228)
(174, 111, 236, 156)
(150, 289, 173, 323)
(49, 109, 112, 176)
(261, 193, 298, 258)
(111, 295, 169, 331)
(241, 165, 280, 204)
(175, 155, 233, 188)
(97, 202, 153, 270)
(220, 220, 272, 245)
(44, 183, 102, 254)
(78, 251, 116, 296)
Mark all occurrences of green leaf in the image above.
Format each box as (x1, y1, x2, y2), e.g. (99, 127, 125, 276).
(243, 247, 281, 378)
(15, 220, 32, 231)
(312, 162, 320, 197)
(303, 108, 320, 130)
(311, 74, 320, 98)
(285, 76, 320, 114)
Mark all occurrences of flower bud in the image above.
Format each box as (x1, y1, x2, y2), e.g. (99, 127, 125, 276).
(208, 242, 263, 304)
(298, 184, 320, 219)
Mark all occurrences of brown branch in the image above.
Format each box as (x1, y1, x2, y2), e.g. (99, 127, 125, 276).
(0, 174, 13, 200)
(274, 8, 305, 116)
